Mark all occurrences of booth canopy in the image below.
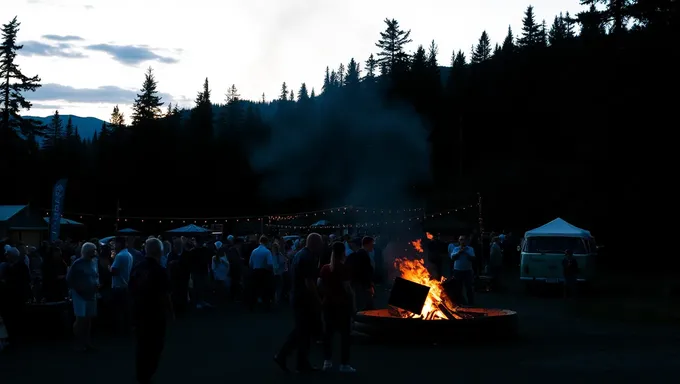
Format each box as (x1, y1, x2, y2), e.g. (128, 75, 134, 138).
(524, 218, 591, 238)
(118, 228, 140, 234)
(166, 224, 211, 234)
(43, 217, 84, 226)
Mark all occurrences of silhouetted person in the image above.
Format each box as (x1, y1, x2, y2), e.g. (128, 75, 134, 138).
(274, 233, 324, 373)
(130, 238, 173, 384)
(345, 237, 375, 311)
(318, 241, 356, 373)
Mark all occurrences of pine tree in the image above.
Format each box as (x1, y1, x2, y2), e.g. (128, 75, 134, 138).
(65, 115, 74, 137)
(471, 31, 492, 63)
(580, 0, 632, 34)
(539, 20, 548, 46)
(226, 84, 240, 104)
(564, 12, 576, 38)
(329, 70, 338, 87)
(446, 50, 467, 95)
(411, 45, 428, 74)
(310, 88, 316, 98)
(518, 6, 542, 48)
(298, 83, 310, 102)
(322, 66, 332, 93)
(195, 77, 211, 106)
(261, 93, 266, 104)
(0, 17, 42, 138)
(548, 14, 569, 45)
(375, 18, 413, 73)
(493, 43, 501, 56)
(289, 89, 295, 101)
(426, 40, 439, 69)
(192, 77, 213, 139)
(166, 103, 173, 117)
(99, 122, 110, 139)
(364, 54, 377, 82)
(109, 104, 126, 133)
(576, 4, 607, 38)
(502, 26, 515, 54)
(279, 82, 288, 101)
(345, 58, 361, 86)
(131, 67, 163, 126)
(337, 63, 345, 86)
(43, 110, 63, 148)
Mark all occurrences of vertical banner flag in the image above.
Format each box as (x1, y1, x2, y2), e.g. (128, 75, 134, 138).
(49, 178, 68, 242)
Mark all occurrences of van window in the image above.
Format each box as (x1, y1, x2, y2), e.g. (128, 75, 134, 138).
(588, 238, 597, 253)
(525, 237, 587, 254)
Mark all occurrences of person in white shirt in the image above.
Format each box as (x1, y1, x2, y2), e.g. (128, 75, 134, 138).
(249, 236, 274, 310)
(450, 235, 476, 306)
(110, 237, 133, 334)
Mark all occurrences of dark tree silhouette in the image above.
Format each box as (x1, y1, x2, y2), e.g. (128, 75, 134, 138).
(0, 16, 42, 139)
(375, 18, 413, 73)
(131, 67, 163, 125)
(471, 31, 492, 63)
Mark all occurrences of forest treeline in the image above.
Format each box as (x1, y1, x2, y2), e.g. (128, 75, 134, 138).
(0, 1, 678, 237)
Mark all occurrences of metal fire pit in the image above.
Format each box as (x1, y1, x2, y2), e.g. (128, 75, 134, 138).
(354, 307, 518, 343)
(354, 276, 518, 343)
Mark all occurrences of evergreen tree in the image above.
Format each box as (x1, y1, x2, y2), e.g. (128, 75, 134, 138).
(43, 110, 63, 148)
(375, 18, 413, 73)
(0, 17, 42, 138)
(99, 122, 110, 139)
(549, 14, 569, 45)
(226, 84, 240, 104)
(539, 20, 548, 46)
(65, 115, 74, 138)
(411, 45, 428, 73)
(109, 105, 126, 131)
(364, 54, 377, 82)
(310, 88, 316, 98)
(337, 63, 345, 86)
(279, 82, 288, 101)
(518, 6, 542, 48)
(471, 31, 492, 63)
(577, 4, 608, 38)
(322, 66, 332, 93)
(446, 50, 467, 95)
(192, 77, 213, 139)
(131, 67, 163, 125)
(345, 58, 361, 86)
(493, 43, 501, 56)
(502, 26, 515, 54)
(289, 89, 295, 101)
(564, 12, 576, 37)
(329, 70, 338, 87)
(581, 0, 632, 34)
(426, 40, 439, 70)
(298, 83, 310, 102)
(261, 93, 266, 103)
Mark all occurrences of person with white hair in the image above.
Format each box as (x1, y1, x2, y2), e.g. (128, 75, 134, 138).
(66, 242, 99, 351)
(130, 237, 172, 384)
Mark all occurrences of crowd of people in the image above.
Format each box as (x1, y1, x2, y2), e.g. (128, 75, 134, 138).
(0, 228, 528, 382)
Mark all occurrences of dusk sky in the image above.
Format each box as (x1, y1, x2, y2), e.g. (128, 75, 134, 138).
(10, 0, 582, 121)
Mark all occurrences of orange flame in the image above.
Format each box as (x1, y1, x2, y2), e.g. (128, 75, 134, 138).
(410, 239, 423, 253)
(394, 258, 447, 319)
(426, 232, 434, 240)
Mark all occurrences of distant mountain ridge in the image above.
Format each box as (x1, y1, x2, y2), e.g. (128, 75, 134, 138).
(25, 114, 106, 140)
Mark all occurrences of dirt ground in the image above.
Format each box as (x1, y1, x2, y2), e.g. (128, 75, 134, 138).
(1, 279, 679, 383)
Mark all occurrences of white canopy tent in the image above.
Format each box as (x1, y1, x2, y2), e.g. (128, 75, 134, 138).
(524, 218, 591, 238)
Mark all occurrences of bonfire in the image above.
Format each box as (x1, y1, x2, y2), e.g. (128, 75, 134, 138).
(391, 235, 464, 320)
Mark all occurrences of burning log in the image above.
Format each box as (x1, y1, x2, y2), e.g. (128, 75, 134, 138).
(437, 303, 463, 320)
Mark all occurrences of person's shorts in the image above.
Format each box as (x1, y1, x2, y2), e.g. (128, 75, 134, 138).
(72, 293, 97, 318)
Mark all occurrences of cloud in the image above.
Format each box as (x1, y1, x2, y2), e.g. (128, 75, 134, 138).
(42, 34, 84, 42)
(33, 83, 176, 105)
(84, 5, 94, 10)
(32, 103, 65, 110)
(84, 44, 179, 66)
(20, 41, 86, 58)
